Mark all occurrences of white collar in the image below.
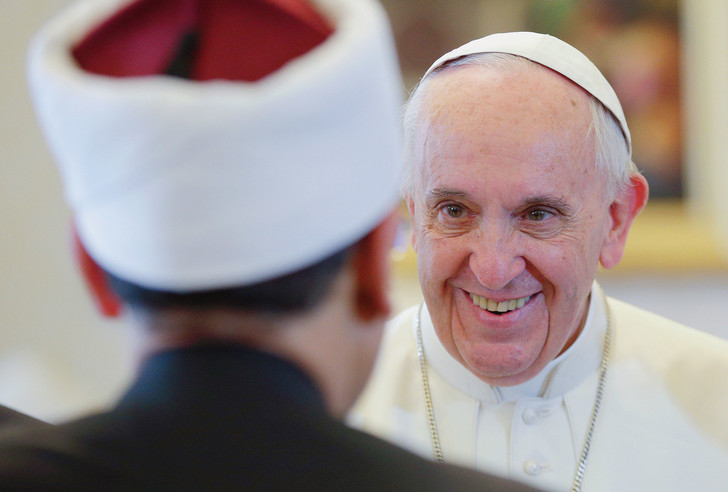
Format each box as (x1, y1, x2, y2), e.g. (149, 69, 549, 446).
(417, 281, 608, 403)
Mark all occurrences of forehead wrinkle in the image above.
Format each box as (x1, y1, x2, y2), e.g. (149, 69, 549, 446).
(416, 65, 601, 209)
(423, 68, 594, 167)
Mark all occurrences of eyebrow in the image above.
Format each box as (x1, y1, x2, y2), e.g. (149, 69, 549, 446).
(425, 187, 573, 213)
(425, 188, 468, 202)
(524, 194, 572, 214)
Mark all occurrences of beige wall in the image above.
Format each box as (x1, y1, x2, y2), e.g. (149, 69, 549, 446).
(1, 1, 136, 422)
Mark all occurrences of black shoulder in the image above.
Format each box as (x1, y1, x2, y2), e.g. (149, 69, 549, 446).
(0, 405, 47, 428)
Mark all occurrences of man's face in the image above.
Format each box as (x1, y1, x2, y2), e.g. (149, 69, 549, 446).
(409, 64, 614, 386)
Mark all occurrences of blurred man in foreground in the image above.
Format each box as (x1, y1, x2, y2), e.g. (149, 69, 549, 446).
(0, 1, 537, 490)
(350, 32, 728, 491)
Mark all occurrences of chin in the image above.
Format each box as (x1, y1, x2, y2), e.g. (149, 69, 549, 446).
(468, 352, 542, 386)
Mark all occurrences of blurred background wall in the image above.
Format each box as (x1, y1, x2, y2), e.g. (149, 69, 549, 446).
(1, 0, 727, 423)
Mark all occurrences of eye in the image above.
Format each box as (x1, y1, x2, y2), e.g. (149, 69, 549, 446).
(435, 202, 473, 229)
(444, 204, 465, 218)
(527, 209, 553, 221)
(518, 201, 567, 238)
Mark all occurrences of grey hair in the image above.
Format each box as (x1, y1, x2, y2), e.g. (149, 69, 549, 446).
(401, 53, 637, 202)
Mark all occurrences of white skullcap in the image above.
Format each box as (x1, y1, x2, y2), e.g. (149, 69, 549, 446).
(27, 0, 403, 291)
(424, 31, 631, 154)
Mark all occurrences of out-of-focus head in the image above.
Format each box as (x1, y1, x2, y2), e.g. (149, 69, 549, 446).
(28, 0, 403, 296)
(403, 32, 648, 386)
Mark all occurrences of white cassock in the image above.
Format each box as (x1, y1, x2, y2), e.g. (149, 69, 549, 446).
(349, 282, 728, 491)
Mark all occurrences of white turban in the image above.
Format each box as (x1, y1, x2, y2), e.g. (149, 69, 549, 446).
(27, 0, 403, 291)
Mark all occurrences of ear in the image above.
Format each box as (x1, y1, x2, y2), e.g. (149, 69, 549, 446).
(599, 173, 649, 269)
(72, 227, 123, 318)
(351, 210, 398, 321)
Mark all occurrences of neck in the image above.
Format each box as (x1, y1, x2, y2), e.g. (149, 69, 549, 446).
(125, 267, 382, 419)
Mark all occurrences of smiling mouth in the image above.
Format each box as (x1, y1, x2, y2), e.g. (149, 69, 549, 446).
(469, 293, 531, 315)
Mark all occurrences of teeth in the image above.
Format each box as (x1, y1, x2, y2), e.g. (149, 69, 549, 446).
(469, 293, 531, 314)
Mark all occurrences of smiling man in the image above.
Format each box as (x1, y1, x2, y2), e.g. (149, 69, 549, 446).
(349, 32, 728, 491)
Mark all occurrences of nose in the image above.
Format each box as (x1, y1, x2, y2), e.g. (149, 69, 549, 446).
(467, 227, 526, 291)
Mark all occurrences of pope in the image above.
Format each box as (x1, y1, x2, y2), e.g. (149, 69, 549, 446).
(350, 31, 728, 492)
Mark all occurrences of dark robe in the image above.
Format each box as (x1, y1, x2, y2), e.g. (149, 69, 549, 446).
(0, 345, 537, 491)
(0, 405, 45, 428)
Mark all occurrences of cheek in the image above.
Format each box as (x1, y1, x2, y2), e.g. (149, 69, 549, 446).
(415, 241, 441, 295)
(527, 239, 595, 311)
(534, 241, 598, 345)
(415, 233, 465, 285)
(539, 230, 599, 280)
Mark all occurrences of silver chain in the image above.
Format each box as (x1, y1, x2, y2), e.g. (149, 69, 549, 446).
(415, 291, 612, 492)
(416, 308, 445, 464)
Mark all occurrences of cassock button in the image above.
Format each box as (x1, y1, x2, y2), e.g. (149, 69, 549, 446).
(522, 406, 551, 425)
(522, 408, 538, 425)
(523, 460, 550, 476)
